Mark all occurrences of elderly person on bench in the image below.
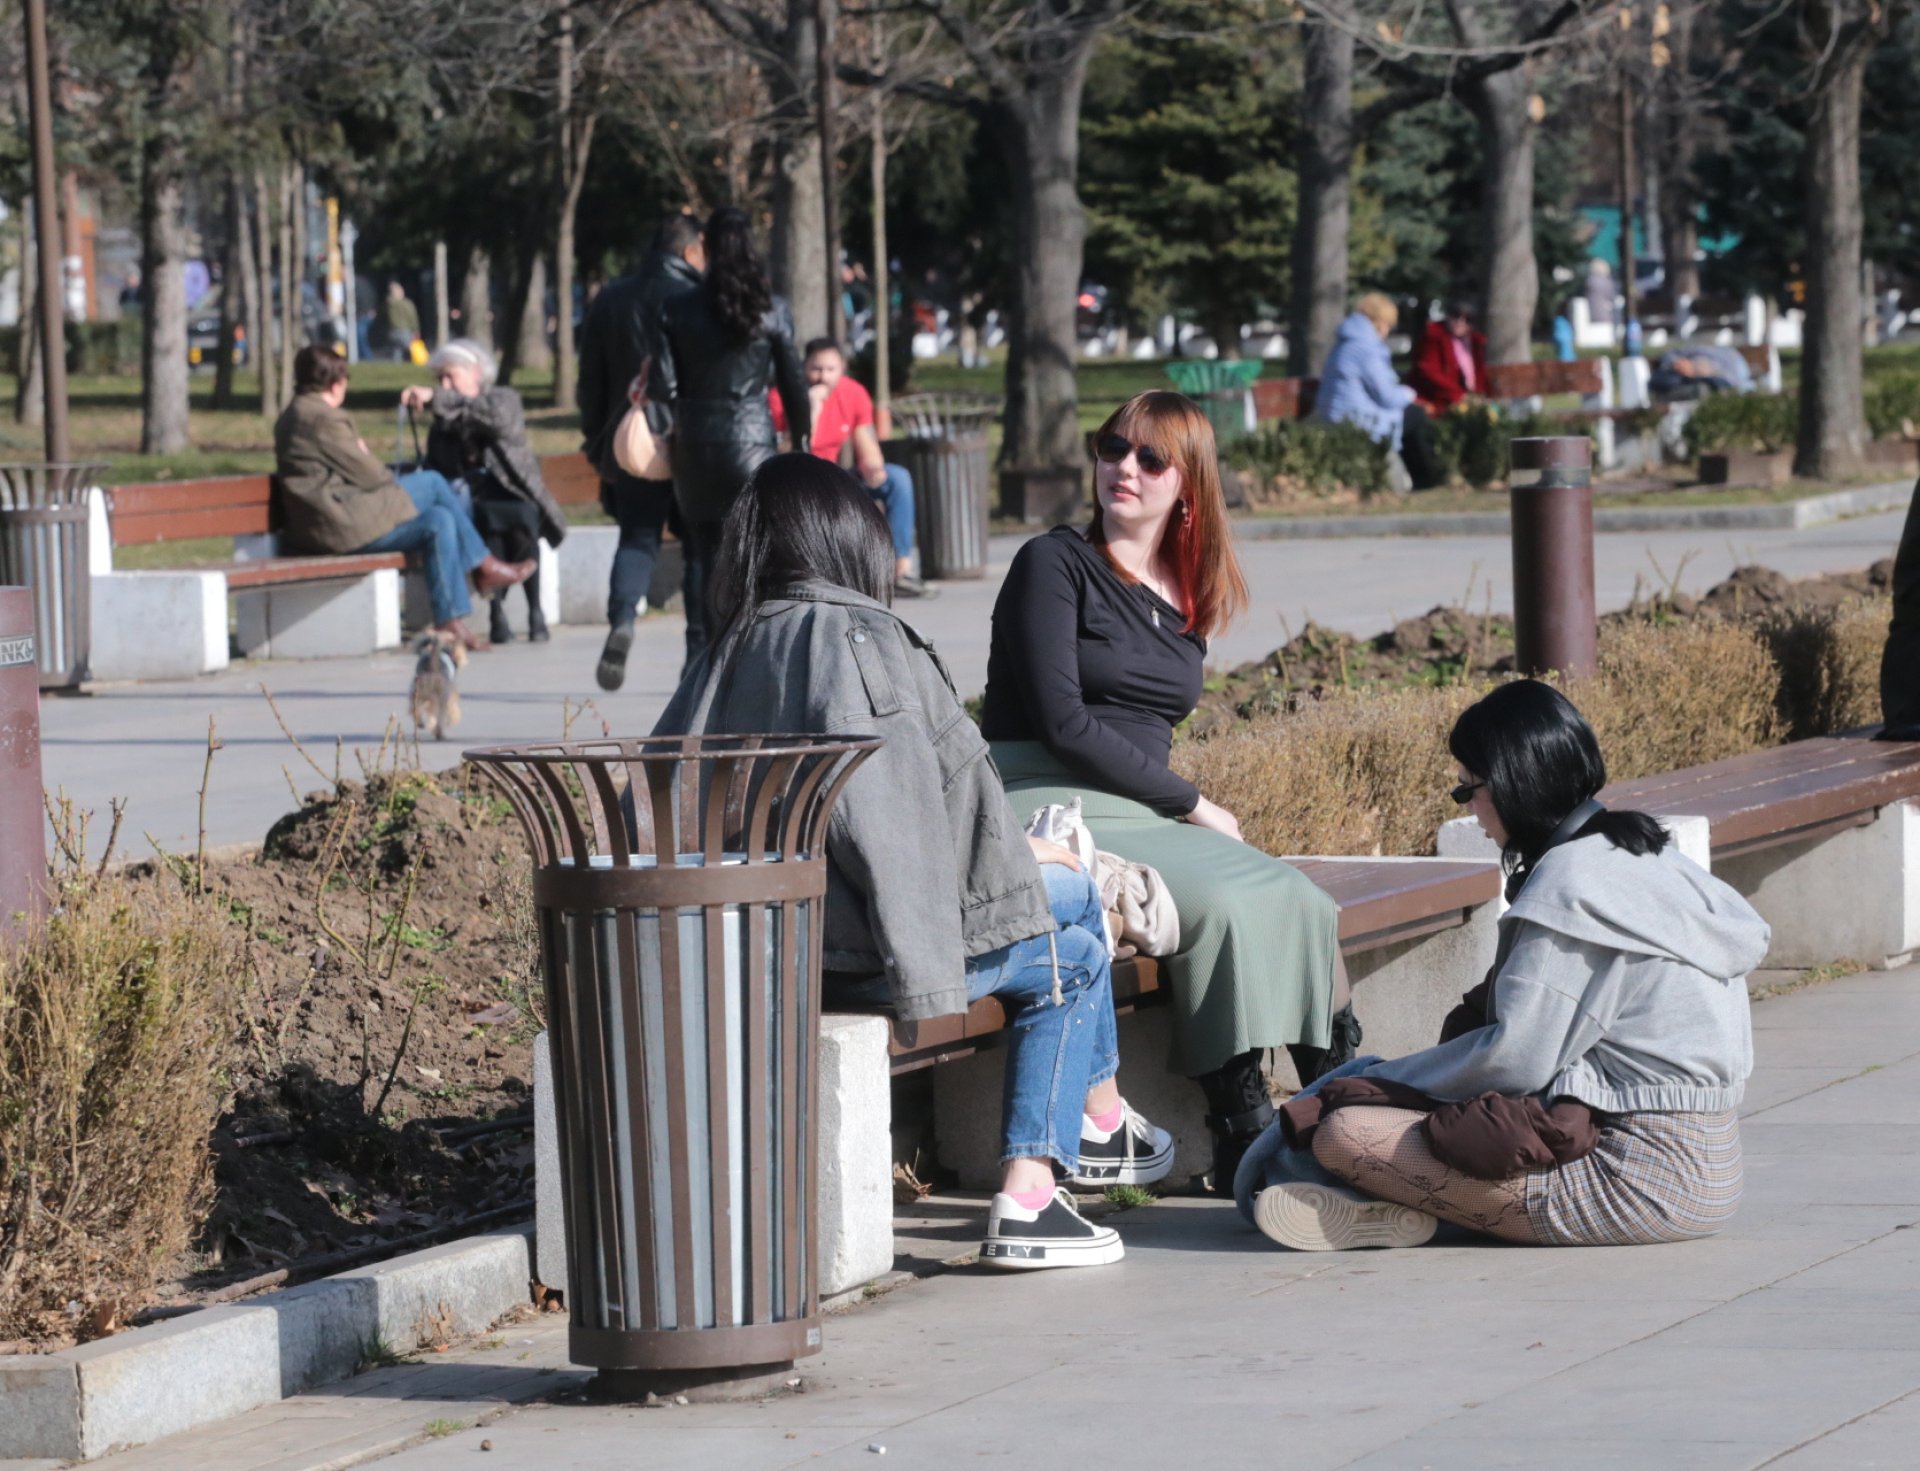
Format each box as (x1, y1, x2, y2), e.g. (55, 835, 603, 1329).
(274, 345, 532, 650)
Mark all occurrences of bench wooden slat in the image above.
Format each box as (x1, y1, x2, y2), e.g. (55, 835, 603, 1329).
(217, 554, 409, 589)
(1604, 734, 1920, 854)
(109, 476, 276, 545)
(1486, 359, 1604, 400)
(1251, 377, 1318, 422)
(540, 451, 602, 507)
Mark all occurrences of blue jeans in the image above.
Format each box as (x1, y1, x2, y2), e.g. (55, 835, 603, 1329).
(602, 471, 674, 629)
(964, 863, 1116, 1169)
(868, 463, 916, 563)
(1232, 1054, 1384, 1227)
(361, 470, 489, 624)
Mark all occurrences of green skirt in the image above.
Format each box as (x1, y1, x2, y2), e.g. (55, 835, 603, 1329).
(991, 742, 1339, 1076)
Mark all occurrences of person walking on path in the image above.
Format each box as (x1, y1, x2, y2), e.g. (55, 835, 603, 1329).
(1879, 481, 1920, 741)
(380, 281, 421, 362)
(402, 338, 567, 645)
(1315, 293, 1443, 491)
(654, 454, 1174, 1268)
(979, 390, 1358, 1197)
(576, 212, 706, 691)
(655, 206, 810, 672)
(1246, 681, 1765, 1253)
(275, 345, 531, 650)
(772, 337, 933, 599)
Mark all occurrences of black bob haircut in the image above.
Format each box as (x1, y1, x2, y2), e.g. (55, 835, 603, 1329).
(1449, 679, 1668, 891)
(710, 454, 894, 636)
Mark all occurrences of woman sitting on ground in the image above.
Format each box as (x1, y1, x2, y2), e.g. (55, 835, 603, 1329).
(275, 345, 532, 650)
(400, 338, 568, 646)
(652, 453, 1174, 1268)
(1313, 292, 1442, 491)
(978, 390, 1358, 1196)
(1249, 680, 1765, 1252)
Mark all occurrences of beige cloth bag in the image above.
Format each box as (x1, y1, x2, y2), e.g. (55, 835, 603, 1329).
(1023, 799, 1181, 960)
(611, 366, 670, 480)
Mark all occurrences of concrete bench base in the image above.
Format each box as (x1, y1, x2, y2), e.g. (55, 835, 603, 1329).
(87, 570, 230, 681)
(1716, 800, 1920, 971)
(532, 1014, 895, 1305)
(401, 541, 561, 636)
(555, 524, 686, 628)
(234, 567, 402, 661)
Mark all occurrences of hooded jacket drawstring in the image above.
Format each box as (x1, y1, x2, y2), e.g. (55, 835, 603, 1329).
(1048, 929, 1063, 1006)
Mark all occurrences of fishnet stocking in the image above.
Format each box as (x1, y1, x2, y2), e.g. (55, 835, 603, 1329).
(1310, 1105, 1538, 1244)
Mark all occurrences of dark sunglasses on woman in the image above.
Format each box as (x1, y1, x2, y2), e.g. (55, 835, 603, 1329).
(1450, 781, 1485, 806)
(1094, 432, 1171, 477)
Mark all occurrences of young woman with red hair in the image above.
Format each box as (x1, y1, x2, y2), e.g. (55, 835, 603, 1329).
(981, 391, 1359, 1194)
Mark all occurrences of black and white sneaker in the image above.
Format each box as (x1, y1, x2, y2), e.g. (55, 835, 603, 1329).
(981, 1188, 1125, 1270)
(595, 622, 634, 692)
(1066, 1102, 1175, 1188)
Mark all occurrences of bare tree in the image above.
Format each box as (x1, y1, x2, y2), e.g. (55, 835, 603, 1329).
(1291, 0, 1355, 376)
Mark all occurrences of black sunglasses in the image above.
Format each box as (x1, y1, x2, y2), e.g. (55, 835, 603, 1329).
(1094, 432, 1171, 477)
(1450, 781, 1485, 806)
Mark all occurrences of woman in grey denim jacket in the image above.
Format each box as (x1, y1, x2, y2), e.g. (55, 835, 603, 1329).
(653, 454, 1175, 1269)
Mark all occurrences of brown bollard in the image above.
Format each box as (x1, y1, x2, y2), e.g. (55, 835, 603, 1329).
(0, 587, 48, 937)
(1509, 436, 1597, 678)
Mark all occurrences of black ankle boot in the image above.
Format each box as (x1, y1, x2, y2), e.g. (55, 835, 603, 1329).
(526, 574, 549, 642)
(1286, 1003, 1364, 1086)
(1194, 1048, 1274, 1199)
(488, 595, 512, 645)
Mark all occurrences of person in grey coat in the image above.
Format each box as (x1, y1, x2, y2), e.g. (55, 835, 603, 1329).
(1247, 680, 1767, 1253)
(403, 339, 567, 643)
(652, 453, 1174, 1270)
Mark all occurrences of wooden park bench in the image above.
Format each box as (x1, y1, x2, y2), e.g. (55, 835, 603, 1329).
(1251, 376, 1319, 424)
(1599, 731, 1920, 972)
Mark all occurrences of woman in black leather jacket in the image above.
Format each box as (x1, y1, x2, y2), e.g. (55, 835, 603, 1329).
(656, 206, 810, 668)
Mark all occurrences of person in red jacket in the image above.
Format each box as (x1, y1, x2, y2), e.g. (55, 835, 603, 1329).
(1407, 301, 1488, 415)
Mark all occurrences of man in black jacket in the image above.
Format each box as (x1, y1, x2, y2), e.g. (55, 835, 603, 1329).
(577, 212, 704, 691)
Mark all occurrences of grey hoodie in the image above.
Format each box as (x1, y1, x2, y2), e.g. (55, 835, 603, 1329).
(1363, 836, 1768, 1114)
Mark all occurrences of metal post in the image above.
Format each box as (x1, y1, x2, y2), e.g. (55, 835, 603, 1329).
(1617, 61, 1638, 346)
(23, 0, 70, 463)
(1509, 436, 1596, 677)
(868, 23, 890, 436)
(0, 588, 48, 939)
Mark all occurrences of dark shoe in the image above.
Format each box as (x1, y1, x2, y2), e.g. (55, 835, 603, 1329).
(1065, 1101, 1175, 1188)
(473, 555, 536, 595)
(529, 608, 550, 643)
(1287, 1004, 1364, 1087)
(981, 1187, 1123, 1270)
(894, 574, 938, 600)
(1195, 1048, 1274, 1198)
(596, 622, 635, 692)
(1876, 722, 1920, 741)
(434, 618, 485, 652)
(488, 598, 512, 646)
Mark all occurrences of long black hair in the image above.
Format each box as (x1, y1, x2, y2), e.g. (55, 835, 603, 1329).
(703, 206, 773, 343)
(710, 454, 894, 636)
(1449, 680, 1668, 894)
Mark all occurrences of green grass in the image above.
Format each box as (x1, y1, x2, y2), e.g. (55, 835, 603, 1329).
(421, 1419, 469, 1439)
(1103, 1184, 1158, 1210)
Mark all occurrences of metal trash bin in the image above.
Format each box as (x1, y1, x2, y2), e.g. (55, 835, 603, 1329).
(1163, 360, 1262, 449)
(0, 463, 102, 690)
(884, 393, 997, 579)
(466, 733, 880, 1382)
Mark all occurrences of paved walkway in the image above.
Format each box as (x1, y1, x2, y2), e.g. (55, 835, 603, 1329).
(58, 964, 1920, 1471)
(39, 509, 1912, 853)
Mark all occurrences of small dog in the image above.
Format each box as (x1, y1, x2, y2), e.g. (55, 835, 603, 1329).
(409, 630, 467, 740)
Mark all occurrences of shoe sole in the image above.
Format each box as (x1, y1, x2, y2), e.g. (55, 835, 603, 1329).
(596, 627, 634, 692)
(1065, 1138, 1177, 1189)
(979, 1232, 1125, 1270)
(1254, 1184, 1437, 1252)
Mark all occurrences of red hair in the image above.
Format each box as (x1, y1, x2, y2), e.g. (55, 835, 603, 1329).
(1087, 390, 1249, 640)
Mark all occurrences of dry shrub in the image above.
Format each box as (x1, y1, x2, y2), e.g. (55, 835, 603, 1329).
(1176, 684, 1481, 856)
(1571, 617, 1783, 781)
(0, 861, 237, 1343)
(1759, 598, 1890, 740)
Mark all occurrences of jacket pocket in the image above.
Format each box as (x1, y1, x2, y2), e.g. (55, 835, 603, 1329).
(847, 624, 900, 715)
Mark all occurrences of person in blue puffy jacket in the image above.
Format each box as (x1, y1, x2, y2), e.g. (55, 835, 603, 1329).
(1312, 293, 1442, 489)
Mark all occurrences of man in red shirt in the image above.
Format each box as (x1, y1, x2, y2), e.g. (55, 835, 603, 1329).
(774, 338, 932, 597)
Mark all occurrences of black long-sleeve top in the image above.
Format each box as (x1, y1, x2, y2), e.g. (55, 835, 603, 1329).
(980, 527, 1205, 817)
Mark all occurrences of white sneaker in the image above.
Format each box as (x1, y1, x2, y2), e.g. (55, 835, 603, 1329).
(981, 1187, 1125, 1270)
(1253, 1182, 1438, 1252)
(1066, 1101, 1175, 1188)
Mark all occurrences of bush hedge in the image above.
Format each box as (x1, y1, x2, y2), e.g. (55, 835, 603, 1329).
(1229, 419, 1391, 498)
(1682, 392, 1799, 458)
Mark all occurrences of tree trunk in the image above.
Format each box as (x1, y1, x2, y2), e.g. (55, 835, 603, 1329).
(212, 176, 242, 408)
(277, 162, 297, 403)
(433, 238, 450, 345)
(1465, 65, 1538, 365)
(460, 244, 493, 350)
(235, 179, 260, 403)
(519, 252, 552, 375)
(770, 0, 828, 343)
(14, 208, 43, 428)
(1289, 4, 1354, 378)
(252, 167, 278, 415)
(996, 76, 1091, 472)
(139, 137, 191, 455)
(290, 160, 308, 347)
(552, 12, 582, 409)
(1795, 25, 1875, 479)
(1657, 3, 1700, 304)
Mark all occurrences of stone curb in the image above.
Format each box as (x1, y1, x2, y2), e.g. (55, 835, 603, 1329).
(1225, 478, 1913, 540)
(0, 1228, 532, 1462)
